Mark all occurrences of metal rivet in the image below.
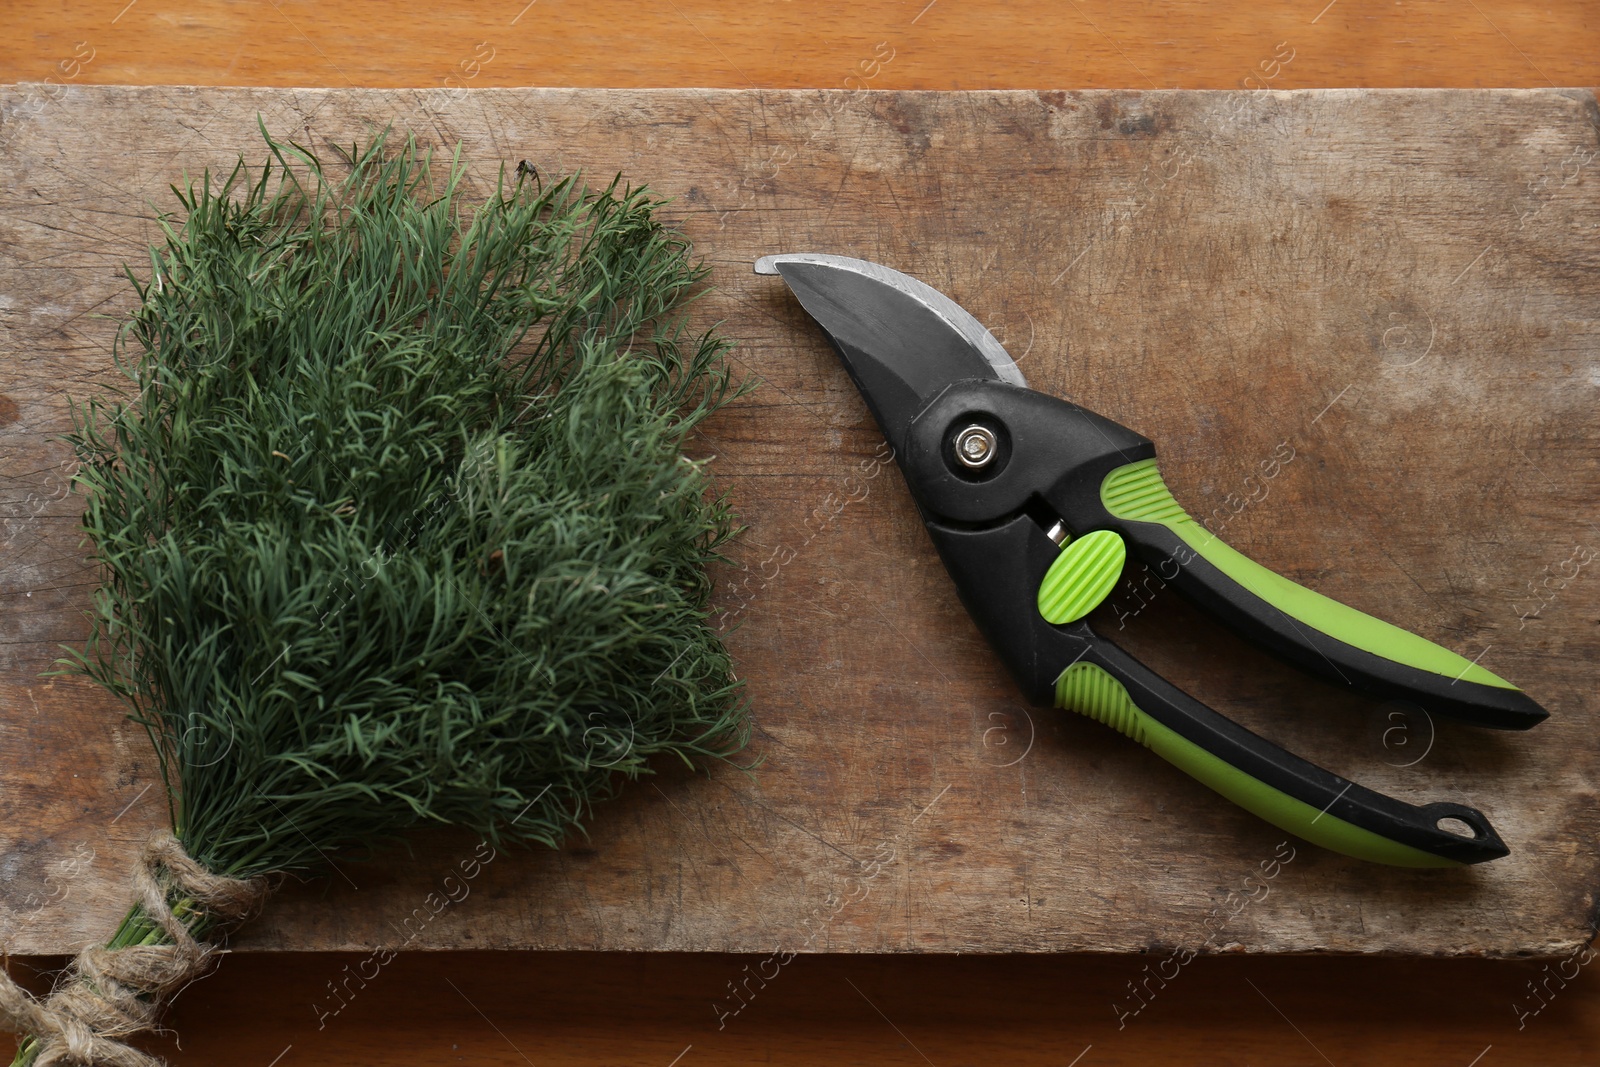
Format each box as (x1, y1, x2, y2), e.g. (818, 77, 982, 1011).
(953, 425, 997, 469)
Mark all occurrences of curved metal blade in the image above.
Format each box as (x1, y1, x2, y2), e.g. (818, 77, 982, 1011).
(755, 253, 1025, 447)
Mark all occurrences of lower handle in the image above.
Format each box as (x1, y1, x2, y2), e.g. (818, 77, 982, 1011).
(1055, 623, 1509, 866)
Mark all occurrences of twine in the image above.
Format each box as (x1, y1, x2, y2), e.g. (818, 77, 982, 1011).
(0, 832, 269, 1066)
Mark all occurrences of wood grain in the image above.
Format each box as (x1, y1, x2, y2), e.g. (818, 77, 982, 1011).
(1, 85, 1597, 964)
(2, 1, 1599, 92)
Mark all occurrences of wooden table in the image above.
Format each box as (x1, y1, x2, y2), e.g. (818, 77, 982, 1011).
(3, 3, 1599, 1064)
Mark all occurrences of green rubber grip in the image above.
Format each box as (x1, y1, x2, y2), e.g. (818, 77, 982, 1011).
(1101, 459, 1516, 690)
(1055, 661, 1460, 868)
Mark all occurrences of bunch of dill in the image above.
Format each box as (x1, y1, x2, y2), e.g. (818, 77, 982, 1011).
(12, 126, 747, 1064)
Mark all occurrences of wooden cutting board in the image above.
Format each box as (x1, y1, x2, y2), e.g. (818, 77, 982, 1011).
(1, 86, 1596, 958)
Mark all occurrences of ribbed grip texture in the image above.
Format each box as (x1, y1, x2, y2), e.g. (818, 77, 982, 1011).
(1036, 528, 1127, 624)
(1054, 662, 1150, 747)
(1100, 458, 1190, 524)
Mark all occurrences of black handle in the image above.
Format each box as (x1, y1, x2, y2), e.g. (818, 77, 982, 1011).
(1058, 621, 1509, 866)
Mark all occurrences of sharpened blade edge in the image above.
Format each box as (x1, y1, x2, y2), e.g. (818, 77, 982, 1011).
(754, 253, 1027, 388)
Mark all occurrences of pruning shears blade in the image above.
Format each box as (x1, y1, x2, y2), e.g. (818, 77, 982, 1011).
(755, 253, 1024, 447)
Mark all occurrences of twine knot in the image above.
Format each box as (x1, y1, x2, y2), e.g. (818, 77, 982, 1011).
(1, 831, 269, 1066)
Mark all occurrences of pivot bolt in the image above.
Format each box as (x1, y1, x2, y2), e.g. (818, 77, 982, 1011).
(953, 425, 998, 469)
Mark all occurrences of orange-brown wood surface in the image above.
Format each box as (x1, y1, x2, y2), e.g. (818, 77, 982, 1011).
(3, 2, 1599, 1064)
(2, 0, 1599, 92)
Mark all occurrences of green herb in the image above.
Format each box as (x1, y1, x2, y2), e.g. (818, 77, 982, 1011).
(7, 124, 747, 1066)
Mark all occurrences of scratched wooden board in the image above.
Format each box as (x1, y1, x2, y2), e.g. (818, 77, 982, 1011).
(0, 86, 1596, 958)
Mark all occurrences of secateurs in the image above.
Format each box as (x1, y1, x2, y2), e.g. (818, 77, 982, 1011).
(757, 252, 1547, 867)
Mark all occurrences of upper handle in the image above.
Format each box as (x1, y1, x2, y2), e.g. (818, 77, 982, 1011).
(896, 379, 1547, 731)
(1098, 459, 1548, 731)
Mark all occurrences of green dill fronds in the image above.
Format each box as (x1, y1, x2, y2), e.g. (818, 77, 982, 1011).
(63, 125, 749, 880)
